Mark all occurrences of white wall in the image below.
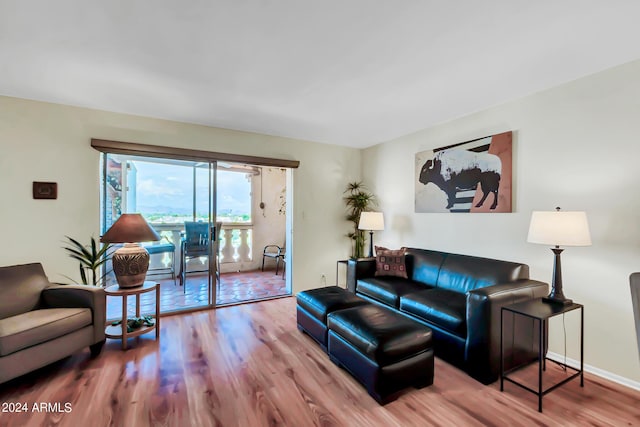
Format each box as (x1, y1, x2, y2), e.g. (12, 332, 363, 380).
(0, 96, 359, 293)
(362, 59, 640, 383)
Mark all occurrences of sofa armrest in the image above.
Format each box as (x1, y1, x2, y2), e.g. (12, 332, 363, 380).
(42, 285, 106, 344)
(465, 279, 549, 384)
(346, 258, 376, 293)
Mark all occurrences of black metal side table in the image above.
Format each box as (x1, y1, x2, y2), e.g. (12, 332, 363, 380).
(500, 298, 584, 412)
(336, 259, 349, 288)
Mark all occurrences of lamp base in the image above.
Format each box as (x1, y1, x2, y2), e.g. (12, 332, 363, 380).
(542, 295, 573, 306)
(543, 247, 572, 306)
(112, 243, 149, 288)
(368, 230, 374, 258)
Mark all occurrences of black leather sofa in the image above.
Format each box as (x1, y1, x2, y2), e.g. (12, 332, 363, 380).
(347, 248, 549, 384)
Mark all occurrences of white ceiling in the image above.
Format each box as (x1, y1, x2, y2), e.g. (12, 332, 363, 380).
(1, 1, 640, 148)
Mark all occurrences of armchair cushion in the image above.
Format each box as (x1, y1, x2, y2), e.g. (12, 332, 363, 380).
(0, 263, 50, 319)
(42, 285, 106, 344)
(0, 308, 92, 356)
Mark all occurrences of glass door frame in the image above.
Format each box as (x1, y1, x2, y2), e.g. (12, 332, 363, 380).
(100, 153, 219, 315)
(207, 160, 217, 307)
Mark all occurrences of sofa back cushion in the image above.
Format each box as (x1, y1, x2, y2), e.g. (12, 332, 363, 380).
(405, 248, 447, 286)
(0, 263, 49, 320)
(436, 254, 529, 293)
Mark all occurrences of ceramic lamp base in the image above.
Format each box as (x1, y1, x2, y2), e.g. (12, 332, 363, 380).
(112, 243, 149, 288)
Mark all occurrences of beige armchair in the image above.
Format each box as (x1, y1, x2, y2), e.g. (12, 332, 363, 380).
(0, 263, 106, 384)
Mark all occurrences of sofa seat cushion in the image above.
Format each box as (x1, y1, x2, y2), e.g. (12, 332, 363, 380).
(356, 277, 429, 308)
(400, 289, 467, 337)
(0, 308, 92, 356)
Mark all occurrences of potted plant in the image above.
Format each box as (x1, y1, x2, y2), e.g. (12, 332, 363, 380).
(343, 181, 377, 258)
(62, 236, 112, 286)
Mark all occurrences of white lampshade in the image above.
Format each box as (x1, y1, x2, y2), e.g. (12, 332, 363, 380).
(358, 212, 385, 231)
(527, 210, 592, 247)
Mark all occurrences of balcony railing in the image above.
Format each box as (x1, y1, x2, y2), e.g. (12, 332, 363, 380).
(148, 223, 253, 274)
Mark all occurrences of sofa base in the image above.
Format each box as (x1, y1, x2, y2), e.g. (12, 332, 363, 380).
(90, 339, 106, 357)
(0, 326, 94, 384)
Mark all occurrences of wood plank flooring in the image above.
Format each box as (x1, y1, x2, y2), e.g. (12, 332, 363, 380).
(1, 297, 638, 427)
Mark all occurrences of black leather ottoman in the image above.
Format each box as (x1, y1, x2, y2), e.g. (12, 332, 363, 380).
(296, 286, 369, 351)
(327, 304, 434, 404)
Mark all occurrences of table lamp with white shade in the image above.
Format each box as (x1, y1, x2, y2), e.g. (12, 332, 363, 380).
(527, 207, 591, 305)
(358, 212, 385, 258)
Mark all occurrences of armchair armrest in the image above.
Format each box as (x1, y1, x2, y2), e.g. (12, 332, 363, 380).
(465, 279, 549, 384)
(346, 258, 376, 293)
(42, 285, 106, 344)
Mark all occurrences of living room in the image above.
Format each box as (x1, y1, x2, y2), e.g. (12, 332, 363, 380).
(1, 2, 640, 426)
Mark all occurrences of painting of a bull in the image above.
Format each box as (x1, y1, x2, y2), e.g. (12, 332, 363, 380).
(419, 149, 502, 210)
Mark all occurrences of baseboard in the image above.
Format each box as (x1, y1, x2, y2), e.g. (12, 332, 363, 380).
(547, 351, 640, 392)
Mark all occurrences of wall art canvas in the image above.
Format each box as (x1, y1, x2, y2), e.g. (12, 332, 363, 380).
(415, 131, 512, 213)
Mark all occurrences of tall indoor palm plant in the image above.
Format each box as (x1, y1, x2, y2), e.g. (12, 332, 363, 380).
(344, 181, 377, 258)
(63, 236, 112, 286)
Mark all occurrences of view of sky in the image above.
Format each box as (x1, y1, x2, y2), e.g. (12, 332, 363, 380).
(131, 161, 251, 218)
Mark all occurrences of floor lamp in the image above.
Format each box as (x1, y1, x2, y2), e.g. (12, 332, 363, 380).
(527, 208, 591, 305)
(358, 212, 385, 258)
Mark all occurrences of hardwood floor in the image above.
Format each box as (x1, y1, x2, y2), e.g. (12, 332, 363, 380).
(1, 297, 638, 427)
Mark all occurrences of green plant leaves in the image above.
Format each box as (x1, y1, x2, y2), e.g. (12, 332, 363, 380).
(62, 236, 112, 286)
(343, 181, 377, 258)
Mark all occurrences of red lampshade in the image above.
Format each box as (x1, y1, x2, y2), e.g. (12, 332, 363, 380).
(101, 214, 160, 243)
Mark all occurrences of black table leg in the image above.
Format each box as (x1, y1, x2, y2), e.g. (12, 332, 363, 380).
(580, 306, 584, 387)
(500, 308, 504, 392)
(538, 318, 544, 412)
(543, 319, 547, 371)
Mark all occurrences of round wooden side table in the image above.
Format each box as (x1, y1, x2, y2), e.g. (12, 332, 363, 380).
(105, 281, 160, 350)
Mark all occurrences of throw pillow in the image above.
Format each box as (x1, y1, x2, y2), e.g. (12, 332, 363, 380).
(374, 246, 408, 279)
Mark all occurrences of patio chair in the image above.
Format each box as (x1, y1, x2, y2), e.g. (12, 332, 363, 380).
(179, 222, 222, 293)
(144, 239, 176, 285)
(262, 245, 283, 274)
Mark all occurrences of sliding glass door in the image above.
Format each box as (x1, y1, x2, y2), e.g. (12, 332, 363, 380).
(101, 154, 218, 316)
(100, 152, 293, 317)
